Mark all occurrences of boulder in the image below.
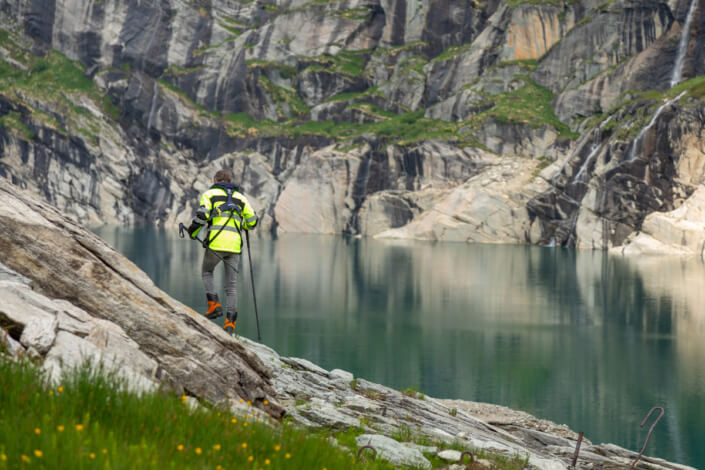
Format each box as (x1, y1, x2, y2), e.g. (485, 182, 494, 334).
(356, 434, 432, 469)
(613, 185, 705, 257)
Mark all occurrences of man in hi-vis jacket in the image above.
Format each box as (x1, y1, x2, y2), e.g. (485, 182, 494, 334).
(186, 169, 258, 334)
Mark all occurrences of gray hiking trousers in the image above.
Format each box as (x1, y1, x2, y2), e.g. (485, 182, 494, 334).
(202, 249, 240, 314)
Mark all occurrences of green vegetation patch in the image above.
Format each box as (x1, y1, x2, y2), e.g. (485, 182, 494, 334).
(246, 60, 297, 80)
(304, 50, 369, 77)
(432, 42, 474, 63)
(467, 75, 578, 138)
(0, 37, 121, 138)
(0, 112, 35, 140)
(326, 7, 373, 21)
(223, 108, 464, 145)
(398, 56, 429, 76)
(0, 356, 394, 470)
(258, 75, 310, 117)
(157, 79, 210, 114)
(217, 22, 244, 36)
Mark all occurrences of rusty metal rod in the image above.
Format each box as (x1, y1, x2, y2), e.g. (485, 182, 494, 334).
(571, 431, 584, 468)
(460, 451, 476, 468)
(628, 406, 665, 469)
(357, 445, 376, 461)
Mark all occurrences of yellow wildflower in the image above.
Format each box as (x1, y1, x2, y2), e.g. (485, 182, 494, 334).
(239, 398, 244, 403)
(102, 449, 108, 454)
(75, 424, 84, 431)
(213, 444, 221, 451)
(177, 445, 184, 452)
(195, 448, 202, 455)
(274, 445, 281, 452)
(247, 400, 252, 405)
(231, 418, 237, 424)
(241, 443, 248, 449)
(265, 458, 271, 465)
(217, 466, 224, 470)
(49, 391, 53, 396)
(243, 422, 248, 427)
(90, 453, 96, 459)
(285, 453, 291, 459)
(21, 454, 30, 463)
(57, 425, 64, 432)
(264, 400, 269, 405)
(248, 456, 254, 462)
(1, 454, 6, 461)
(34, 428, 41, 435)
(57, 386, 64, 393)
(34, 450, 43, 458)
(181, 395, 188, 402)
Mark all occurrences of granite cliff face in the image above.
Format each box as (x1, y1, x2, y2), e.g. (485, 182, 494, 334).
(1, 0, 705, 254)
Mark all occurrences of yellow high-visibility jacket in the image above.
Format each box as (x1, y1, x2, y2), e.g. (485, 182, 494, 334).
(192, 183, 257, 253)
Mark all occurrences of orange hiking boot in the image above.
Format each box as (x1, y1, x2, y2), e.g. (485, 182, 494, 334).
(223, 311, 238, 334)
(205, 293, 223, 319)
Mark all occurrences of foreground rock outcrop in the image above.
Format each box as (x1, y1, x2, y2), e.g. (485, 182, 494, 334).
(0, 163, 696, 469)
(0, 178, 284, 418)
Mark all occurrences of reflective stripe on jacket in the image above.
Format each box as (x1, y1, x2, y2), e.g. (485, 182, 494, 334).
(196, 184, 257, 253)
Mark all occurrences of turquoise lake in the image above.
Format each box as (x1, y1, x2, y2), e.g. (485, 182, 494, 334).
(94, 226, 705, 469)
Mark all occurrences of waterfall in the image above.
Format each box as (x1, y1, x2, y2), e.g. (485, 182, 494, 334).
(574, 117, 612, 182)
(628, 91, 687, 161)
(575, 136, 601, 182)
(147, 82, 159, 130)
(671, 0, 698, 87)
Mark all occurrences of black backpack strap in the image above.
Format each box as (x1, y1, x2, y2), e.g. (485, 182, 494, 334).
(204, 187, 242, 248)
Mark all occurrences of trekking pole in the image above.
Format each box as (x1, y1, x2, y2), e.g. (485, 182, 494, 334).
(179, 223, 262, 340)
(244, 230, 262, 341)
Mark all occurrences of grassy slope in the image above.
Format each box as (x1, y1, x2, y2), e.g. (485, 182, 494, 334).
(0, 354, 532, 470)
(0, 29, 119, 143)
(0, 356, 394, 470)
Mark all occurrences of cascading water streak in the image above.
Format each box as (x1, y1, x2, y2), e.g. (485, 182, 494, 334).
(147, 82, 159, 130)
(627, 92, 687, 161)
(575, 129, 601, 182)
(671, 0, 698, 87)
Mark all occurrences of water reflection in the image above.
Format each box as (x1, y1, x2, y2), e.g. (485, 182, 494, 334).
(93, 227, 705, 468)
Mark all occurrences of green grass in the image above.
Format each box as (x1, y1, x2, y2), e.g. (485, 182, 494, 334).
(224, 108, 460, 145)
(246, 60, 297, 80)
(0, 356, 395, 470)
(0, 50, 93, 94)
(0, 112, 35, 140)
(467, 75, 578, 138)
(258, 75, 310, 117)
(432, 42, 474, 63)
(0, 29, 121, 137)
(225, 83, 576, 146)
(401, 387, 425, 400)
(304, 50, 369, 78)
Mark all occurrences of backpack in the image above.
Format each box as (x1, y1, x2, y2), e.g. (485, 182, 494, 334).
(205, 183, 245, 247)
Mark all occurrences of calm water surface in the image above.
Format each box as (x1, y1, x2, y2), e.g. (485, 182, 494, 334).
(94, 227, 705, 468)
